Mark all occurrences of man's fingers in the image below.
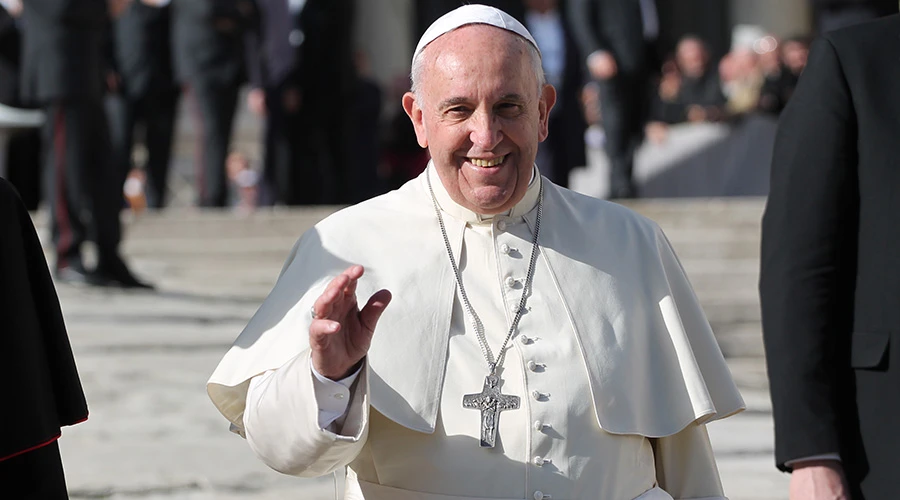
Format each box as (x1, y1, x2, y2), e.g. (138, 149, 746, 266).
(309, 319, 341, 348)
(359, 289, 392, 332)
(312, 265, 366, 319)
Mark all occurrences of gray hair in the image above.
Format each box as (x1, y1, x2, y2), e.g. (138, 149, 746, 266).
(410, 31, 546, 96)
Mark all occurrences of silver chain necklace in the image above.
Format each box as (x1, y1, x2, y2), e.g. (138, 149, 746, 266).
(426, 169, 543, 448)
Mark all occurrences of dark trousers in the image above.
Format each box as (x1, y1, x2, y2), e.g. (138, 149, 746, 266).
(0, 441, 69, 499)
(186, 81, 239, 207)
(260, 84, 322, 206)
(43, 99, 122, 271)
(106, 89, 179, 209)
(596, 73, 645, 198)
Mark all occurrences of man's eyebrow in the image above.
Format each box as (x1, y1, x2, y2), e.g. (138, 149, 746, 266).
(437, 97, 470, 109)
(437, 94, 528, 109)
(498, 93, 527, 102)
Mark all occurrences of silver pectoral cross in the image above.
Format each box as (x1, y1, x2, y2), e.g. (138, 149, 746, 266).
(462, 374, 520, 448)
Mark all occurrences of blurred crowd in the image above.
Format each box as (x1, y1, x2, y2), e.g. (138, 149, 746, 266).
(0, 0, 897, 214)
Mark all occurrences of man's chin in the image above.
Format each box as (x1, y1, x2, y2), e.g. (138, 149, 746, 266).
(464, 188, 516, 214)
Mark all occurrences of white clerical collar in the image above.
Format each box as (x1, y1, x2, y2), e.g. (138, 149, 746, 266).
(427, 161, 541, 225)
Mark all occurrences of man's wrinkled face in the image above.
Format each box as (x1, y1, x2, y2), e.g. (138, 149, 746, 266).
(403, 25, 555, 215)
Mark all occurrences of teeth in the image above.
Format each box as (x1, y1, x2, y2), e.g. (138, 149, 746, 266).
(469, 156, 505, 167)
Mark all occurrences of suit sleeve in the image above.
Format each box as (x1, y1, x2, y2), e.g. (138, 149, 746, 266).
(759, 36, 859, 471)
(243, 349, 369, 477)
(652, 424, 725, 500)
(565, 0, 608, 60)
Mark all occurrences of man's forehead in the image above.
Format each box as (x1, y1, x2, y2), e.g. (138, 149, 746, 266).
(412, 4, 539, 68)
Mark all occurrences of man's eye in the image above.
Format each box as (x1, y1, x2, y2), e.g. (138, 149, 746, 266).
(448, 107, 470, 115)
(497, 103, 523, 115)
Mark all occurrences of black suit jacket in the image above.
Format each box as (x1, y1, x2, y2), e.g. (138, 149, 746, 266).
(171, 0, 256, 86)
(760, 14, 900, 499)
(20, 0, 107, 103)
(566, 0, 646, 76)
(112, 2, 175, 98)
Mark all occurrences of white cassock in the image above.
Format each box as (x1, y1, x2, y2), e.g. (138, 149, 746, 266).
(208, 164, 745, 500)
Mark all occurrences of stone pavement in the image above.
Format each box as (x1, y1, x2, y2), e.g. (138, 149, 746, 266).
(40, 199, 789, 500)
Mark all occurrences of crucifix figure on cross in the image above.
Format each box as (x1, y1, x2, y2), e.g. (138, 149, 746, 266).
(462, 374, 521, 448)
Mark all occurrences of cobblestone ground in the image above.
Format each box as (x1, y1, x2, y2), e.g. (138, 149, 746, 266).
(42, 205, 788, 500)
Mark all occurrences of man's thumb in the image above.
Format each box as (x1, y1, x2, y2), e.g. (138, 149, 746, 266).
(360, 289, 392, 332)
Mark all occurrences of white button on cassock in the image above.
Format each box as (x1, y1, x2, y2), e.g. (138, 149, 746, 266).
(533, 420, 543, 431)
(519, 335, 532, 345)
(510, 304, 520, 314)
(533, 491, 546, 500)
(527, 360, 538, 371)
(533, 456, 545, 466)
(333, 393, 344, 400)
(505, 276, 516, 288)
(500, 243, 511, 255)
(497, 220, 507, 231)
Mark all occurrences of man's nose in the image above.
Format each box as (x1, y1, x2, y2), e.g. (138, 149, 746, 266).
(469, 110, 502, 150)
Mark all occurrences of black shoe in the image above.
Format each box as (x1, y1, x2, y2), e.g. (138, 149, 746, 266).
(96, 259, 155, 290)
(55, 265, 114, 287)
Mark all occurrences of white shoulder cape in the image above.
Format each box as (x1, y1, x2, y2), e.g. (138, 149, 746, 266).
(208, 171, 744, 437)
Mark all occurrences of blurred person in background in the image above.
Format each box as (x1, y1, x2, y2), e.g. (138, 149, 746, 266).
(810, 0, 898, 32)
(673, 35, 726, 124)
(245, 0, 356, 206)
(758, 36, 810, 115)
(568, 0, 657, 199)
(107, 0, 179, 210)
(21, 0, 153, 289)
(719, 27, 769, 117)
(0, 0, 42, 210)
(0, 178, 88, 500)
(523, 0, 585, 188)
(644, 57, 682, 143)
(172, 0, 256, 208)
(761, 13, 900, 500)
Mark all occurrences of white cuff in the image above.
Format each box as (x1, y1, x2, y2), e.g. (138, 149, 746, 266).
(785, 453, 842, 467)
(310, 360, 362, 428)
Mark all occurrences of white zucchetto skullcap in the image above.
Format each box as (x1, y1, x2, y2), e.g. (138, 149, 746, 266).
(412, 4, 541, 67)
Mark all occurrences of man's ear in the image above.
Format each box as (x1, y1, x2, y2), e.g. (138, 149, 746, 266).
(402, 92, 428, 148)
(537, 84, 557, 142)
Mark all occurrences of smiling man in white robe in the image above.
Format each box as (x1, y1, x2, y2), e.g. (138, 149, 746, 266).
(207, 5, 744, 500)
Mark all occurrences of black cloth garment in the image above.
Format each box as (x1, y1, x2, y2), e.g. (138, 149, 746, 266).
(172, 0, 255, 207)
(757, 67, 800, 116)
(811, 0, 898, 32)
(21, 0, 128, 275)
(567, 0, 649, 198)
(760, 14, 900, 499)
(0, 178, 87, 497)
(108, 1, 179, 208)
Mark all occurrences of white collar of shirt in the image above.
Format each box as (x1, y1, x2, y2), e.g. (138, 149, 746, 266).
(427, 161, 541, 225)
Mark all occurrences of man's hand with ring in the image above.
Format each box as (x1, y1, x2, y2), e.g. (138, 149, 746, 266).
(309, 265, 391, 381)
